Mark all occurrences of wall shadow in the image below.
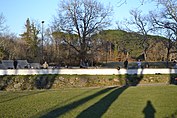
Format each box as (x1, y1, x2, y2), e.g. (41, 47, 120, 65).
(126, 67, 144, 86)
(142, 100, 156, 118)
(38, 87, 116, 118)
(35, 74, 58, 89)
(126, 72, 144, 86)
(35, 69, 61, 89)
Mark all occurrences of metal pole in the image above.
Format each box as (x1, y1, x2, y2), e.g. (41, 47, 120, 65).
(41, 21, 44, 61)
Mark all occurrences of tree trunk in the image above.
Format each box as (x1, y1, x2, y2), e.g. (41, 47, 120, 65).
(166, 47, 170, 68)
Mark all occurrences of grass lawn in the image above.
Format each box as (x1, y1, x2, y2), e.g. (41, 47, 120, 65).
(0, 85, 177, 118)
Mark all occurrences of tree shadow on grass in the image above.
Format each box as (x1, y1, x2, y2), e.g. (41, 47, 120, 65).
(76, 86, 128, 118)
(126, 68, 144, 86)
(38, 87, 117, 118)
(37, 68, 144, 118)
(76, 68, 144, 118)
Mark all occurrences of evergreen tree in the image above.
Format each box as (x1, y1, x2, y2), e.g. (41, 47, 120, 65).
(20, 18, 40, 62)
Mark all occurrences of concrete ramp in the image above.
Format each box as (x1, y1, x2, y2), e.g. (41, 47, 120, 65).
(0, 64, 7, 69)
(17, 60, 29, 68)
(30, 63, 41, 69)
(1, 60, 30, 69)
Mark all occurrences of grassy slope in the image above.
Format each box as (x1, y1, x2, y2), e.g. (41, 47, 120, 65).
(0, 86, 177, 118)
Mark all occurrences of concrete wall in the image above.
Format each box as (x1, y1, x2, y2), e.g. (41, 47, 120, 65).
(0, 68, 177, 75)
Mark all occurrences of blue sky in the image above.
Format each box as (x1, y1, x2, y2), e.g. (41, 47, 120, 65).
(0, 0, 156, 36)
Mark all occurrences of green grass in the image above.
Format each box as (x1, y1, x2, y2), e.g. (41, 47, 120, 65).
(0, 86, 177, 118)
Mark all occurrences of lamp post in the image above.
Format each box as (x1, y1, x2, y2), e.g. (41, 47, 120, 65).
(41, 21, 44, 61)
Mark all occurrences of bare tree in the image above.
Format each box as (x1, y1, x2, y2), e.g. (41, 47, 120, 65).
(150, 0, 177, 36)
(117, 0, 148, 7)
(163, 30, 175, 67)
(0, 34, 18, 60)
(125, 9, 153, 61)
(0, 13, 8, 35)
(149, 0, 177, 59)
(52, 0, 112, 61)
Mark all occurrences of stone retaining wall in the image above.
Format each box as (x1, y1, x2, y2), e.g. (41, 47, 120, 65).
(0, 74, 175, 91)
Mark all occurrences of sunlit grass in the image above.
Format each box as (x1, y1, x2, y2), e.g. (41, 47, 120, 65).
(0, 86, 177, 118)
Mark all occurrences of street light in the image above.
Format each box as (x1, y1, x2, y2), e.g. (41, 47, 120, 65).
(41, 21, 44, 61)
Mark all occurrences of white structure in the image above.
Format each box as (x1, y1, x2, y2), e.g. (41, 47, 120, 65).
(0, 68, 176, 75)
(1, 60, 30, 69)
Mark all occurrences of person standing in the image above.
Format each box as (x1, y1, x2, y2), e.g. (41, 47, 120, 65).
(80, 59, 84, 68)
(137, 59, 142, 68)
(13, 59, 18, 69)
(43, 61, 48, 69)
(124, 59, 128, 69)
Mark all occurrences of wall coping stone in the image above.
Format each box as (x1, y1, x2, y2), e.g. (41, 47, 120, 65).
(0, 68, 177, 75)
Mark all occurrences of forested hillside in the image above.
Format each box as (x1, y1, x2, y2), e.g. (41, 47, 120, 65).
(0, 0, 177, 67)
(0, 29, 176, 67)
(94, 30, 173, 62)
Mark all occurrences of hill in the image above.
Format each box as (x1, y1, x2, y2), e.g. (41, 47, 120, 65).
(97, 30, 170, 61)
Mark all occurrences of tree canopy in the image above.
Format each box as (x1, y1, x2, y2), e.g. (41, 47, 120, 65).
(52, 0, 112, 60)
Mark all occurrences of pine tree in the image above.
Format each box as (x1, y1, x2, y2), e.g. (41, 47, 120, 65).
(20, 18, 40, 62)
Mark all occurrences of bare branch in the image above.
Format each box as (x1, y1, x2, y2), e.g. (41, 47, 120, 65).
(53, 0, 112, 59)
(117, 0, 127, 7)
(0, 13, 8, 34)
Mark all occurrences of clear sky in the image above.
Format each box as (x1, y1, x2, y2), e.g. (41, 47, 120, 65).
(0, 0, 156, 36)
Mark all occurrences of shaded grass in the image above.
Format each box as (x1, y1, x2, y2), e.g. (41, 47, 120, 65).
(0, 86, 177, 118)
